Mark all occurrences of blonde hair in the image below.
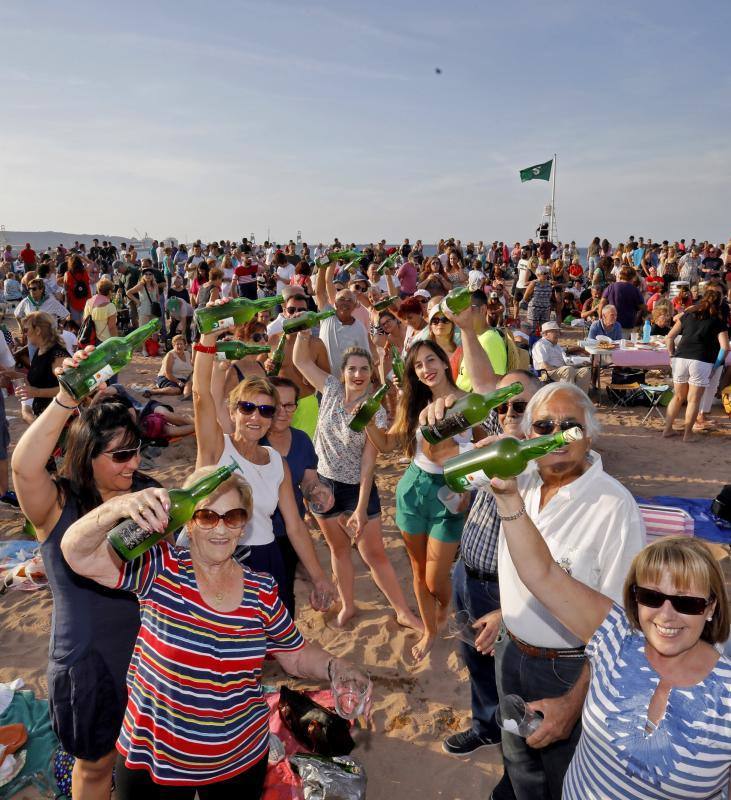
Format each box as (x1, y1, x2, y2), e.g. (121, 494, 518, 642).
(227, 376, 279, 413)
(623, 537, 729, 644)
(171, 334, 187, 347)
(182, 465, 253, 522)
(24, 311, 65, 350)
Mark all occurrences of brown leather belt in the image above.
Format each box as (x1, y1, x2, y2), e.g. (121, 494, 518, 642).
(506, 627, 586, 660)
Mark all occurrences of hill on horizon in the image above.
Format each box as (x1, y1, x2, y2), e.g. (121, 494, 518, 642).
(0, 230, 176, 251)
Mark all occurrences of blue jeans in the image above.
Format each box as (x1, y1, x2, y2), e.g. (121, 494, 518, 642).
(452, 559, 501, 740)
(494, 635, 585, 800)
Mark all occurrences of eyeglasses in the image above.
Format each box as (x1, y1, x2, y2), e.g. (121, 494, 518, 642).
(632, 585, 713, 616)
(353, 285, 367, 293)
(237, 400, 276, 418)
(101, 441, 141, 463)
(279, 402, 297, 413)
(285, 306, 307, 315)
(191, 508, 248, 529)
(497, 400, 528, 415)
(531, 419, 584, 435)
(430, 316, 450, 325)
(251, 332, 268, 342)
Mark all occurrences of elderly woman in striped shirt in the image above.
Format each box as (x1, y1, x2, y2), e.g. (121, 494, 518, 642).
(490, 467, 731, 800)
(61, 466, 370, 800)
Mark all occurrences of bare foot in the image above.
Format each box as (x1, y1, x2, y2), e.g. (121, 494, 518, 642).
(682, 433, 700, 443)
(335, 606, 356, 628)
(662, 429, 678, 438)
(411, 633, 436, 663)
(395, 611, 424, 633)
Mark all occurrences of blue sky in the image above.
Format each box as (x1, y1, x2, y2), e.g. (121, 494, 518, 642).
(2, 0, 730, 245)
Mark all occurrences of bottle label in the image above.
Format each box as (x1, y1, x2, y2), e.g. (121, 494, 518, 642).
(112, 519, 154, 552)
(425, 412, 470, 441)
(214, 352, 228, 361)
(91, 364, 115, 386)
(561, 427, 583, 443)
(463, 470, 492, 489)
(212, 316, 234, 330)
(317, 256, 329, 266)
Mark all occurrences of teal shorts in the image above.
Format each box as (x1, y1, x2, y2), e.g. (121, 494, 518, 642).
(395, 463, 465, 543)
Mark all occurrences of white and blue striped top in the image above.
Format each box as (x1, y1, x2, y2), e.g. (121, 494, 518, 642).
(564, 603, 731, 799)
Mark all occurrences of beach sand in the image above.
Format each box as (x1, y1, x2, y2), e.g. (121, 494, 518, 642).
(1, 350, 729, 799)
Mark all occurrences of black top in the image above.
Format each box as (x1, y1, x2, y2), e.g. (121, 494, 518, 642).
(40, 473, 161, 687)
(675, 312, 726, 364)
(28, 344, 68, 416)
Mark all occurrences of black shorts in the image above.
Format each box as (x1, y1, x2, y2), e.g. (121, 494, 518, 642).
(47, 649, 128, 761)
(312, 476, 381, 520)
(512, 286, 526, 302)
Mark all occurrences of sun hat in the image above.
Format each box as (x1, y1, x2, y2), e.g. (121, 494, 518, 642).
(541, 321, 560, 333)
(414, 289, 431, 299)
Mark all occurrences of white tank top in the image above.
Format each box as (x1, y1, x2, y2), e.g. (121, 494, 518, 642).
(412, 428, 473, 475)
(219, 435, 283, 546)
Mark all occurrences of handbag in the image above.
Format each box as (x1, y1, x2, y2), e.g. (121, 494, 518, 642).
(144, 286, 162, 317)
(77, 314, 97, 346)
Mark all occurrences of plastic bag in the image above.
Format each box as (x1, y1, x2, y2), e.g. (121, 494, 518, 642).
(289, 753, 366, 800)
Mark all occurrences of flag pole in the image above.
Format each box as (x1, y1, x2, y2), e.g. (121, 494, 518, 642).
(550, 153, 557, 242)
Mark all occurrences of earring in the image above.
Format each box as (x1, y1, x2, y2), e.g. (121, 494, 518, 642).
(706, 617, 713, 622)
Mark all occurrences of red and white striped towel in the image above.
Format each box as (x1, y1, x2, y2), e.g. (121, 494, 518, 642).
(639, 504, 694, 541)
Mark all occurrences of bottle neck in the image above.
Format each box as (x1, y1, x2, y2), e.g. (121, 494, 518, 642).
(519, 430, 566, 459)
(186, 466, 232, 500)
(125, 320, 157, 346)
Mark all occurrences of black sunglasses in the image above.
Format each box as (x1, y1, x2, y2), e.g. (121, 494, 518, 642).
(251, 332, 268, 342)
(531, 419, 584, 436)
(191, 508, 247, 529)
(353, 285, 367, 293)
(236, 401, 276, 418)
(285, 306, 307, 314)
(632, 585, 712, 616)
(101, 441, 141, 463)
(430, 316, 450, 325)
(497, 400, 528, 415)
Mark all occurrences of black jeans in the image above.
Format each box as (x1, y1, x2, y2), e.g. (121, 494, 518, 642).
(114, 753, 268, 800)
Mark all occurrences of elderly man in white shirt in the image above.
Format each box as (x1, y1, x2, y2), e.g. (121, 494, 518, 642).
(480, 382, 645, 799)
(531, 321, 591, 393)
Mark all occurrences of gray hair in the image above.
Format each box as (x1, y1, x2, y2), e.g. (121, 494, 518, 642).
(521, 382, 601, 439)
(601, 304, 617, 316)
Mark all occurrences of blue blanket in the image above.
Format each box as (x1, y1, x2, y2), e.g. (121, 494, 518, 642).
(636, 496, 731, 544)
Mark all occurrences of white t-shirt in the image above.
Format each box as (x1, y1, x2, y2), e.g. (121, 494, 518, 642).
(516, 259, 533, 289)
(318, 313, 370, 375)
(275, 263, 295, 286)
(531, 337, 566, 369)
(265, 247, 275, 266)
(498, 453, 645, 648)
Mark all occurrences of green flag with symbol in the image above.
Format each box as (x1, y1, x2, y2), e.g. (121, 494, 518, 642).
(519, 159, 553, 183)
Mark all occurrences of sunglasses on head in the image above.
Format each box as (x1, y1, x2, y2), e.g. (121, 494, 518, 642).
(531, 419, 584, 435)
(191, 508, 247, 529)
(251, 332, 268, 342)
(237, 400, 276, 418)
(101, 441, 141, 463)
(497, 400, 528, 415)
(285, 306, 307, 315)
(632, 585, 713, 616)
(430, 316, 450, 325)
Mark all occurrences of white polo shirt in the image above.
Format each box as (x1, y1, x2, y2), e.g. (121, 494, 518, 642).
(498, 452, 646, 649)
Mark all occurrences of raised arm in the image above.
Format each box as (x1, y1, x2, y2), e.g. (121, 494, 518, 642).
(490, 477, 612, 643)
(292, 329, 328, 394)
(444, 306, 497, 394)
(60, 487, 170, 588)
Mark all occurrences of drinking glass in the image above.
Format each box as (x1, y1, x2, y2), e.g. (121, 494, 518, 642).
(446, 609, 477, 648)
(437, 485, 464, 514)
(630, 331, 639, 344)
(330, 663, 371, 721)
(495, 694, 543, 737)
(302, 477, 335, 515)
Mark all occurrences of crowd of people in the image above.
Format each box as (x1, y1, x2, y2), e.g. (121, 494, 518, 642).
(1, 231, 730, 799)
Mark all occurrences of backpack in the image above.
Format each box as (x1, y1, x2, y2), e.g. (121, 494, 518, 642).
(77, 314, 97, 346)
(73, 278, 89, 299)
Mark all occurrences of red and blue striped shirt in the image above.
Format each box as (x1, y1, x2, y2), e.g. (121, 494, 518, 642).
(115, 542, 304, 785)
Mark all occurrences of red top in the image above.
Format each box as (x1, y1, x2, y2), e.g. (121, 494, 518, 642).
(19, 247, 36, 266)
(64, 269, 91, 311)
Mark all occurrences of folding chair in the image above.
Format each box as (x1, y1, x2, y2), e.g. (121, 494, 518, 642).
(606, 382, 642, 410)
(639, 384, 670, 424)
(638, 503, 694, 543)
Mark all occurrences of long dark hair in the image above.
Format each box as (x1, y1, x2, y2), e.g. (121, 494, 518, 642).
(55, 402, 143, 514)
(692, 288, 722, 320)
(391, 339, 457, 457)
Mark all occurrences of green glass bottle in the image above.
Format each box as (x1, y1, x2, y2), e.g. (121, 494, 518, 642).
(107, 463, 240, 561)
(282, 309, 336, 334)
(376, 253, 399, 275)
(215, 340, 270, 361)
(267, 334, 287, 377)
(194, 295, 283, 334)
(443, 286, 472, 315)
(349, 382, 391, 432)
(373, 295, 399, 312)
(58, 319, 161, 401)
(420, 382, 524, 445)
(390, 344, 405, 384)
(317, 249, 361, 267)
(443, 427, 584, 492)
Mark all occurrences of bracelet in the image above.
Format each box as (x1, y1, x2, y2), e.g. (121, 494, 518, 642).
(193, 343, 216, 354)
(54, 396, 78, 411)
(497, 503, 527, 522)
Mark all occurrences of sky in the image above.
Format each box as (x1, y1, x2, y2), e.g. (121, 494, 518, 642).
(2, 0, 730, 246)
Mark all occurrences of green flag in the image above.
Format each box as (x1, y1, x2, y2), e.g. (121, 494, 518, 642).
(520, 159, 553, 183)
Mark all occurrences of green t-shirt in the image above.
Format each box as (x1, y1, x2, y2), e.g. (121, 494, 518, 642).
(455, 329, 508, 391)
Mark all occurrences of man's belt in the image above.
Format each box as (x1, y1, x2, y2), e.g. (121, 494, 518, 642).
(464, 564, 499, 583)
(506, 627, 586, 660)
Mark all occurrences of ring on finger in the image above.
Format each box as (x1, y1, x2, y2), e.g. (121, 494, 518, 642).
(138, 505, 145, 514)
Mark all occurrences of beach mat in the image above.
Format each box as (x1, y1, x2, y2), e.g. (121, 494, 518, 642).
(636, 496, 731, 545)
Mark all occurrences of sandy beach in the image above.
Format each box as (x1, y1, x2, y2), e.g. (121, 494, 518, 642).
(1, 348, 729, 800)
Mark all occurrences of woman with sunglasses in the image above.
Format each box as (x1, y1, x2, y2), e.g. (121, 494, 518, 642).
(194, 308, 334, 614)
(60, 465, 371, 799)
(490, 485, 731, 799)
(293, 334, 422, 631)
(11, 365, 161, 800)
(426, 304, 459, 356)
(13, 277, 70, 328)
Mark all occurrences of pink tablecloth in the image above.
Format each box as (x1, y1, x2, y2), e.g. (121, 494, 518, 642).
(612, 349, 731, 369)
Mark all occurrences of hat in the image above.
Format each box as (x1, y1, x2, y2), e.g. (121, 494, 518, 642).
(414, 289, 431, 299)
(281, 285, 307, 301)
(536, 266, 550, 275)
(349, 272, 369, 284)
(513, 330, 529, 342)
(427, 303, 448, 323)
(541, 321, 560, 333)
(489, 291, 499, 300)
